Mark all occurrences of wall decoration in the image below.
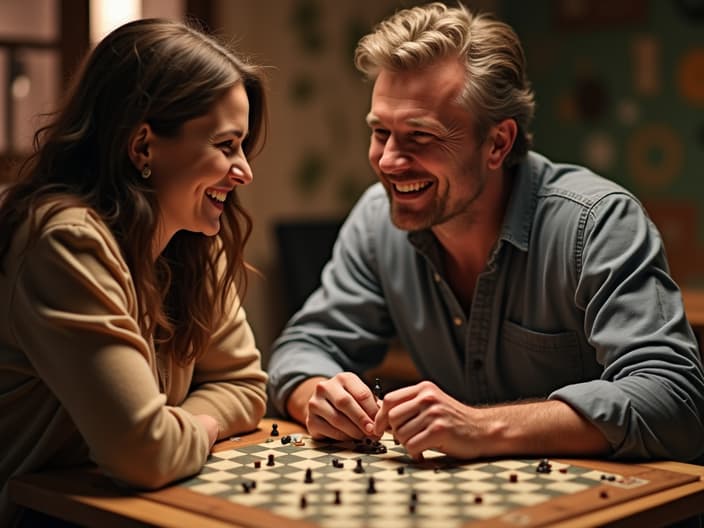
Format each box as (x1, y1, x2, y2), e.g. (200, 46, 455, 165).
(294, 150, 326, 196)
(631, 35, 661, 96)
(626, 123, 684, 189)
(677, 48, 704, 105)
(553, 0, 647, 29)
(556, 93, 578, 123)
(642, 200, 702, 281)
(290, 0, 324, 55)
(509, 0, 704, 284)
(582, 131, 616, 172)
(289, 73, 316, 104)
(616, 98, 640, 125)
(573, 75, 609, 120)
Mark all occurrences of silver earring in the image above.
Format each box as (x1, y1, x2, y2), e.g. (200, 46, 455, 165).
(141, 165, 151, 179)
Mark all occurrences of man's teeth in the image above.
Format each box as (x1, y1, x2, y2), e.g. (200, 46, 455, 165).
(395, 182, 430, 193)
(206, 189, 227, 202)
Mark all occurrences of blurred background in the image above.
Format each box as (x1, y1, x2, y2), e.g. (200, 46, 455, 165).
(1, 0, 703, 367)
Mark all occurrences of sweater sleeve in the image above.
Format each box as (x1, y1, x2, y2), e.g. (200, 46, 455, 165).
(180, 291, 268, 438)
(9, 215, 210, 489)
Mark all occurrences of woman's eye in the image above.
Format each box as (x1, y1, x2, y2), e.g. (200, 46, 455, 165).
(217, 140, 235, 153)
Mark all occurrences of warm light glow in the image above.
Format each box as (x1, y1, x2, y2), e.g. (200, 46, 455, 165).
(90, 0, 142, 44)
(11, 75, 31, 99)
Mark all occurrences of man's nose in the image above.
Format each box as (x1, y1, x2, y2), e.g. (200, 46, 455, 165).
(378, 137, 411, 174)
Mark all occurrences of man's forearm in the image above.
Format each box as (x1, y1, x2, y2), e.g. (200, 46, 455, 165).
(285, 377, 327, 425)
(476, 399, 611, 457)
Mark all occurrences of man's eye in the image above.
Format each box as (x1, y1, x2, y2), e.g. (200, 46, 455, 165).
(372, 129, 390, 141)
(411, 131, 434, 143)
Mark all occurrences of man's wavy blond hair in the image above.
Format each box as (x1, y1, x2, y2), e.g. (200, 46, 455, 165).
(355, 2, 535, 168)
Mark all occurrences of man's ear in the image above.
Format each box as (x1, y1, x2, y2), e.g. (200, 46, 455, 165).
(127, 123, 153, 170)
(486, 118, 517, 171)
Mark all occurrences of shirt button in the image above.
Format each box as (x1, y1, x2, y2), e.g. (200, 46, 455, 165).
(453, 316, 463, 326)
(472, 358, 483, 370)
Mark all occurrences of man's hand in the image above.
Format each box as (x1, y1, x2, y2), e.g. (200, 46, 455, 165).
(287, 373, 380, 440)
(373, 380, 481, 459)
(373, 381, 612, 461)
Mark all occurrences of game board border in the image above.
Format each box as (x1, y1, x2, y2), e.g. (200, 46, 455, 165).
(142, 434, 698, 528)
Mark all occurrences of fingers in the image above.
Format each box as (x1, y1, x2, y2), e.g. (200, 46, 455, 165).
(373, 383, 424, 436)
(306, 373, 379, 440)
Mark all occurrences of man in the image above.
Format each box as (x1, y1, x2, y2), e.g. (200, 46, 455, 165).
(268, 2, 704, 462)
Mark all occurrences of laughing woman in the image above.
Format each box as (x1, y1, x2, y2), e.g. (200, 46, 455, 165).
(0, 19, 268, 526)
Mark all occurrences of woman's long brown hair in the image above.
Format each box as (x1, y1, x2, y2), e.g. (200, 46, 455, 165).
(0, 19, 268, 365)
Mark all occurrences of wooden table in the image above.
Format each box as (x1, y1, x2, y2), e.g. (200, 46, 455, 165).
(9, 419, 704, 528)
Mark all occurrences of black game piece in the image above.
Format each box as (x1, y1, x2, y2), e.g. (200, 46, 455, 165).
(397, 466, 405, 475)
(332, 458, 344, 468)
(536, 458, 552, 474)
(600, 490, 609, 499)
(270, 423, 279, 436)
(353, 458, 365, 473)
(241, 482, 251, 493)
(267, 454, 275, 466)
(249, 479, 257, 489)
(474, 495, 483, 504)
(300, 495, 307, 509)
(373, 377, 383, 399)
(409, 490, 419, 513)
(334, 490, 341, 505)
(366, 476, 377, 494)
(509, 473, 518, 483)
(254, 460, 261, 469)
(354, 439, 387, 454)
(304, 468, 314, 483)
(281, 435, 291, 444)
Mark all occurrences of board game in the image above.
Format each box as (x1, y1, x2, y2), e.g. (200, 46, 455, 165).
(145, 427, 698, 528)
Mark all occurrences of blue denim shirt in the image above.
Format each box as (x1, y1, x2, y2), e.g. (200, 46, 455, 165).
(268, 151, 704, 461)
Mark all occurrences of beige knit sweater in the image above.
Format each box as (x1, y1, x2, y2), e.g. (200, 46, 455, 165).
(0, 205, 267, 526)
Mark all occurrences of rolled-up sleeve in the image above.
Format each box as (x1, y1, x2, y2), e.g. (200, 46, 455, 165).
(550, 193, 704, 461)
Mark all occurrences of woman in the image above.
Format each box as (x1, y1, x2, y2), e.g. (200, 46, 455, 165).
(0, 19, 268, 525)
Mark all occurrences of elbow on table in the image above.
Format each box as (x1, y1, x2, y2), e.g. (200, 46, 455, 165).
(96, 447, 204, 490)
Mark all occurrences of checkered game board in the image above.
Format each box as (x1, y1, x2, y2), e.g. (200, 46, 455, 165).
(163, 433, 670, 528)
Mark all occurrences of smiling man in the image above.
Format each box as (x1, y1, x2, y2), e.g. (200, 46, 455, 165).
(267, 2, 704, 463)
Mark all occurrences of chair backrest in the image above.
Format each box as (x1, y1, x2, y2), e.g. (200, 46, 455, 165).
(274, 219, 344, 318)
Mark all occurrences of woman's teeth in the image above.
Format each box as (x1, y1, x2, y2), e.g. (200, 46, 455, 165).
(206, 189, 227, 203)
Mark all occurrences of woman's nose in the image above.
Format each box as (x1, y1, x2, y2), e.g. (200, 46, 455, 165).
(230, 161, 253, 185)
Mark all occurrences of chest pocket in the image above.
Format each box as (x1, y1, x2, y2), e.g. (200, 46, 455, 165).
(499, 320, 582, 399)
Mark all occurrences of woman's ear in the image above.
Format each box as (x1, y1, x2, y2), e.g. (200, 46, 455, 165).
(127, 123, 153, 170)
(486, 118, 517, 171)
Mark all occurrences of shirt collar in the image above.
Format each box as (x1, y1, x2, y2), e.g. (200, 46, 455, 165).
(498, 151, 541, 253)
